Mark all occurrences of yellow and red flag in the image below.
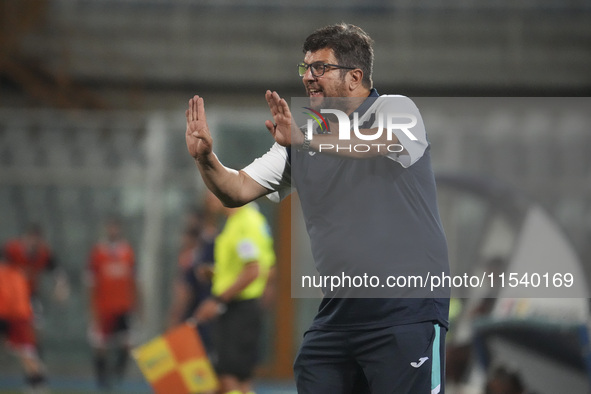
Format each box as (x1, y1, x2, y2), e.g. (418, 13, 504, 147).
(132, 323, 218, 394)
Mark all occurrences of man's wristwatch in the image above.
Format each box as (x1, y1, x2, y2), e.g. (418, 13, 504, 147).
(301, 130, 312, 151)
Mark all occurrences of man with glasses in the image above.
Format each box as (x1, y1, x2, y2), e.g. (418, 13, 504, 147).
(185, 23, 449, 394)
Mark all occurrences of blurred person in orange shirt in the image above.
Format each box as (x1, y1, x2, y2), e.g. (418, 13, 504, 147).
(2, 223, 69, 369)
(86, 216, 140, 390)
(0, 251, 48, 393)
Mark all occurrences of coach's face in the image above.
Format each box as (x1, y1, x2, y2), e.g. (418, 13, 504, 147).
(302, 48, 350, 108)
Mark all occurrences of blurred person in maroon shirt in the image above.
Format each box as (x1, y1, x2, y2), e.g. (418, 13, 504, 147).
(2, 223, 69, 302)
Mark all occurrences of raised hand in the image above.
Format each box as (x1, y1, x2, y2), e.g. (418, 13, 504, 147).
(185, 95, 213, 161)
(264, 90, 302, 147)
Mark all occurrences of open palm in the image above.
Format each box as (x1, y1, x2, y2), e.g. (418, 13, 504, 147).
(265, 90, 300, 147)
(185, 95, 213, 160)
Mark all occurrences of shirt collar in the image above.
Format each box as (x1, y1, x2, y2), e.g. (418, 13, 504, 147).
(350, 88, 379, 120)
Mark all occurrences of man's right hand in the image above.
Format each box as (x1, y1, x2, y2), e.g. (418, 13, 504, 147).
(184, 93, 281, 207)
(185, 95, 213, 163)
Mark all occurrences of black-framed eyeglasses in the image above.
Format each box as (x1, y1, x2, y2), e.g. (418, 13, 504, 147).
(297, 62, 356, 77)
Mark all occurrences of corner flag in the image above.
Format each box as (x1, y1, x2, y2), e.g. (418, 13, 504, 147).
(132, 323, 218, 394)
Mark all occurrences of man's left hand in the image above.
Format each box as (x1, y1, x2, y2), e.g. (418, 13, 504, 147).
(264, 90, 302, 147)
